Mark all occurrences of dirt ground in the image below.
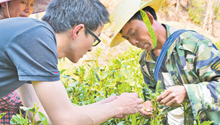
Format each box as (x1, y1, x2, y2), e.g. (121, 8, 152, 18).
(73, 0, 220, 66)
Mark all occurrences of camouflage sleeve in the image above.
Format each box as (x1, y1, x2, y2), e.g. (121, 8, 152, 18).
(141, 70, 156, 93)
(183, 34, 220, 118)
(139, 50, 157, 93)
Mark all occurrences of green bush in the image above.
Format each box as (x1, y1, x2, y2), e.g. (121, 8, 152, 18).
(187, 0, 205, 25)
(60, 47, 213, 125)
(61, 47, 149, 124)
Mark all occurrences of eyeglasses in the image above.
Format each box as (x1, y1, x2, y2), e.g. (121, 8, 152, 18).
(84, 26, 101, 47)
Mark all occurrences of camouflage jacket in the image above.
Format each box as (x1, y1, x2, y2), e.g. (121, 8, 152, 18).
(139, 24, 220, 123)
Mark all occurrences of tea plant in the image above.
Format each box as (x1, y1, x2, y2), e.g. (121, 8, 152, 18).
(60, 47, 148, 124)
(59, 46, 216, 124)
(10, 103, 48, 125)
(195, 111, 214, 125)
(60, 47, 169, 124)
(142, 84, 165, 124)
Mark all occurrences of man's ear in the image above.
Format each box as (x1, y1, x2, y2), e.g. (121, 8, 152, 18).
(72, 24, 84, 39)
(146, 12, 154, 25)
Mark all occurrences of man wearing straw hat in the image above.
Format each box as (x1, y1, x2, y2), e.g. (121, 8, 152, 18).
(0, 0, 50, 124)
(110, 0, 220, 124)
(0, 0, 144, 124)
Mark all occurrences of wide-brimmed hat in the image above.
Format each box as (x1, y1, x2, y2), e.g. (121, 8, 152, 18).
(0, 0, 51, 14)
(110, 0, 165, 47)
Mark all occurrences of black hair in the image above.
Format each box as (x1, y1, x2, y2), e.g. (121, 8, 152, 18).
(130, 6, 157, 21)
(42, 0, 110, 33)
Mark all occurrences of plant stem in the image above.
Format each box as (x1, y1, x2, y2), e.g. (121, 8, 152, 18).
(33, 112, 36, 125)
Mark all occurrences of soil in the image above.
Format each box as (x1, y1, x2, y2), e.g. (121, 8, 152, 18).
(71, 0, 220, 66)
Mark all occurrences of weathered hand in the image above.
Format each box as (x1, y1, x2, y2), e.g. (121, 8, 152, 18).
(115, 93, 143, 115)
(139, 100, 153, 119)
(156, 85, 187, 107)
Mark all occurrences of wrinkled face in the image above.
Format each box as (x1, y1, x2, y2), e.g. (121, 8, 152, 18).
(121, 19, 153, 51)
(67, 24, 104, 63)
(6, 0, 35, 17)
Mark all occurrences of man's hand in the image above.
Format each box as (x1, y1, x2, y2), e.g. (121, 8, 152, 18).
(114, 93, 143, 115)
(92, 95, 118, 105)
(156, 86, 188, 107)
(139, 100, 153, 119)
(92, 95, 127, 118)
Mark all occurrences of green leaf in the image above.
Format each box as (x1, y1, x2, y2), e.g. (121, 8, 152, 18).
(10, 114, 24, 124)
(115, 81, 122, 88)
(201, 121, 214, 125)
(24, 118, 30, 125)
(158, 105, 165, 109)
(121, 69, 130, 78)
(101, 71, 109, 80)
(0, 112, 6, 119)
(20, 106, 36, 113)
(36, 121, 42, 125)
(98, 91, 105, 96)
(122, 121, 132, 125)
(60, 69, 66, 75)
(38, 111, 48, 125)
(132, 115, 136, 125)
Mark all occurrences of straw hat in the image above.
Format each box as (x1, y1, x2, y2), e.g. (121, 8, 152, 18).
(110, 0, 165, 47)
(0, 0, 51, 14)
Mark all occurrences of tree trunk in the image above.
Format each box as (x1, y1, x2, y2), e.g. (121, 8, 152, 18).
(176, 0, 180, 11)
(203, 0, 214, 36)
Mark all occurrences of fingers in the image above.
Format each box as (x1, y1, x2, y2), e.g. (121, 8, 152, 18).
(139, 108, 152, 119)
(143, 100, 152, 107)
(165, 98, 182, 107)
(137, 98, 144, 104)
(156, 90, 170, 102)
(157, 93, 175, 106)
(156, 86, 187, 107)
(127, 103, 143, 114)
(140, 111, 152, 119)
(138, 100, 153, 119)
(136, 103, 143, 109)
(117, 93, 144, 115)
(139, 107, 152, 115)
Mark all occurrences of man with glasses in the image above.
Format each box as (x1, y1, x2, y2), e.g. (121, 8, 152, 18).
(0, 0, 143, 124)
(85, 26, 101, 46)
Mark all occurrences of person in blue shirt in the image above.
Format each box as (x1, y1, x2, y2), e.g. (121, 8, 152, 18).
(0, 0, 50, 124)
